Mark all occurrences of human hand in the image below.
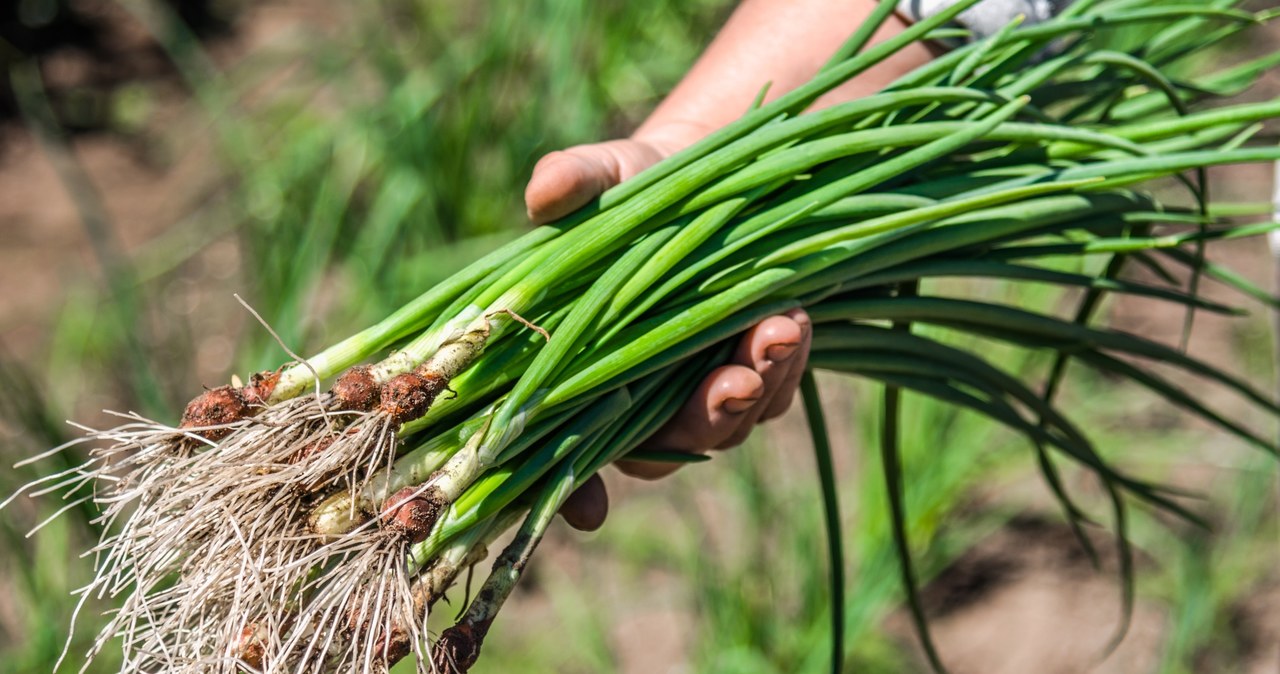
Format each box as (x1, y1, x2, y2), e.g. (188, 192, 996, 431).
(524, 125, 703, 225)
(528, 133, 812, 532)
(533, 0, 940, 532)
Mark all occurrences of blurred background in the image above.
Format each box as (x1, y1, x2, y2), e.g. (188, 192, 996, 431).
(0, 1, 1277, 672)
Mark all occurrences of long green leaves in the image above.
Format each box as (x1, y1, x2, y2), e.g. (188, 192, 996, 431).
(43, 3, 1280, 672)
(799, 372, 845, 674)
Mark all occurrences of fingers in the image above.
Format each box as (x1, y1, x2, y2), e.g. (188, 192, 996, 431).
(616, 364, 765, 480)
(558, 473, 608, 532)
(562, 314, 809, 529)
(759, 308, 812, 421)
(525, 140, 667, 225)
(617, 309, 812, 480)
(716, 309, 810, 448)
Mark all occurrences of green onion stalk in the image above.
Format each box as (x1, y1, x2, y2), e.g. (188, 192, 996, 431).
(17, 2, 1280, 672)
(22, 211, 589, 658)
(55, 1, 1001, 657)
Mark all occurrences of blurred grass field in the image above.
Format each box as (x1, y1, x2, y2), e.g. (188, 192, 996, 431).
(1, 1, 1277, 673)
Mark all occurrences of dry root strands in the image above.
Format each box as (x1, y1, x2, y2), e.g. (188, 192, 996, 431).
(4, 221, 576, 659)
(4, 369, 283, 666)
(18, 1, 1280, 672)
(87, 310, 557, 672)
(82, 313, 514, 669)
(250, 390, 633, 673)
(245, 512, 513, 674)
(221, 366, 675, 672)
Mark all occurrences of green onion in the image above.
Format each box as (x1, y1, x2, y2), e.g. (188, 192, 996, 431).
(14, 3, 1280, 672)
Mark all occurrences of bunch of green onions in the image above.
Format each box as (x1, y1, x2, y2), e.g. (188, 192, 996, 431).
(13, 0, 1280, 672)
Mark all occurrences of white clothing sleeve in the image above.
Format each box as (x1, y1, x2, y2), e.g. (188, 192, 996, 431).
(897, 0, 1074, 40)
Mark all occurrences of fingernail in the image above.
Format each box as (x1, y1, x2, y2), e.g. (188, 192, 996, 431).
(765, 342, 800, 363)
(722, 396, 758, 414)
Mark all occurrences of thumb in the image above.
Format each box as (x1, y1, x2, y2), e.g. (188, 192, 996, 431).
(525, 139, 667, 225)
